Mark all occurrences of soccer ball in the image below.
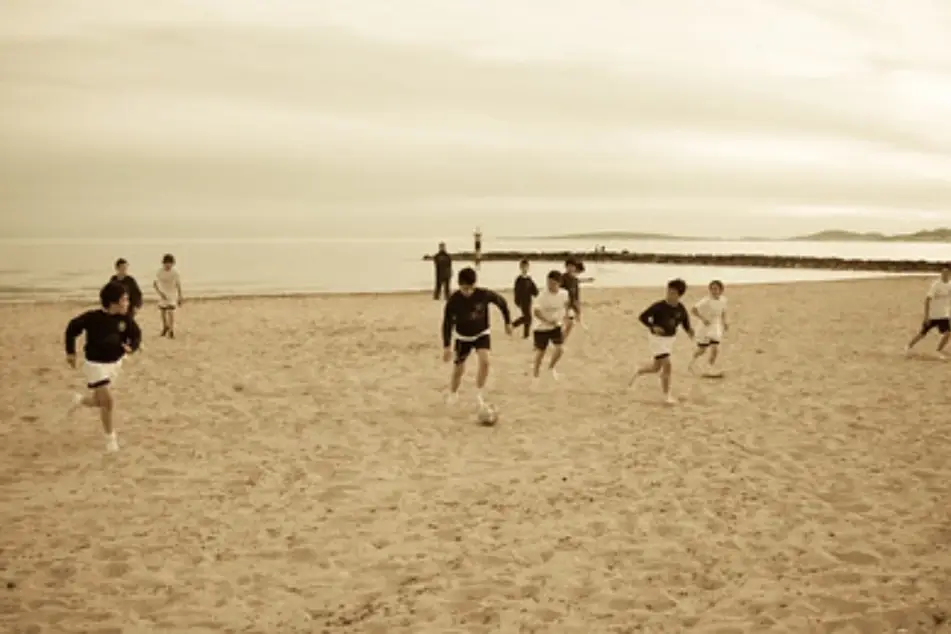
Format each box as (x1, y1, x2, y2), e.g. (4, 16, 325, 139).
(477, 404, 498, 426)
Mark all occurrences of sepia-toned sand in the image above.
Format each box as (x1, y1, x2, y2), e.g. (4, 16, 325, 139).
(1, 277, 950, 633)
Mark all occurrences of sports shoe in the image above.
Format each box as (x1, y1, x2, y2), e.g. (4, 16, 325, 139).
(446, 392, 459, 406)
(551, 369, 560, 381)
(105, 433, 119, 453)
(664, 394, 677, 405)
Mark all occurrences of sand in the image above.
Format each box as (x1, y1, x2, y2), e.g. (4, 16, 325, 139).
(1, 277, 950, 634)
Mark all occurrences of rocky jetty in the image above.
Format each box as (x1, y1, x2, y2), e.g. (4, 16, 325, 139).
(422, 250, 949, 273)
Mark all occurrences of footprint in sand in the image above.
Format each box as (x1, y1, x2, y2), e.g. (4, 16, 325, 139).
(833, 549, 881, 566)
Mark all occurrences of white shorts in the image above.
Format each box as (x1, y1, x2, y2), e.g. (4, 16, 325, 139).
(158, 299, 178, 309)
(83, 360, 122, 389)
(648, 334, 675, 359)
(697, 324, 723, 346)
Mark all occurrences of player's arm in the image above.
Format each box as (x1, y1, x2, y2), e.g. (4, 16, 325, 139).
(638, 303, 655, 329)
(129, 278, 143, 309)
(64, 311, 89, 365)
(441, 297, 456, 349)
(530, 279, 539, 297)
(175, 272, 184, 304)
(681, 306, 695, 338)
(924, 285, 936, 322)
(690, 298, 709, 325)
(125, 317, 143, 353)
(533, 305, 553, 327)
(153, 277, 167, 301)
(487, 290, 512, 324)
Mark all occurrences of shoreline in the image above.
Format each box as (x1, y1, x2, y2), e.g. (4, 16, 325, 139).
(0, 274, 918, 307)
(425, 250, 950, 273)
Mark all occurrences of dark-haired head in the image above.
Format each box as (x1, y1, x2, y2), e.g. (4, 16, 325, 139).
(709, 279, 724, 294)
(115, 258, 128, 269)
(519, 258, 529, 269)
(546, 269, 562, 290)
(100, 281, 129, 314)
(162, 253, 175, 267)
(666, 278, 687, 303)
(458, 267, 477, 295)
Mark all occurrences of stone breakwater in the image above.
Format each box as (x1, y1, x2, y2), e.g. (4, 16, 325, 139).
(423, 251, 949, 273)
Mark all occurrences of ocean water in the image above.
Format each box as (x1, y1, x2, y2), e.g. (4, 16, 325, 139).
(0, 236, 941, 302)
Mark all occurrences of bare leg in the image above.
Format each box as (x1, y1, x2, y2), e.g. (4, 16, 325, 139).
(94, 386, 114, 435)
(450, 361, 466, 395)
(660, 359, 674, 402)
(907, 329, 926, 351)
(938, 332, 950, 353)
(548, 344, 564, 370)
(475, 349, 491, 407)
(708, 344, 720, 366)
(532, 348, 545, 378)
(689, 346, 707, 371)
(167, 310, 176, 338)
(630, 358, 662, 386)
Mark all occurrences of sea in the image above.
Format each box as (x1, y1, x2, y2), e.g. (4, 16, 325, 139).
(0, 236, 946, 302)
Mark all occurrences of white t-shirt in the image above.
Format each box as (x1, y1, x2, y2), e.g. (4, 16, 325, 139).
(694, 296, 727, 326)
(694, 295, 727, 339)
(155, 267, 181, 306)
(534, 288, 569, 331)
(927, 279, 951, 319)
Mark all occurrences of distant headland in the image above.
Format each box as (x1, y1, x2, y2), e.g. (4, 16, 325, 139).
(508, 228, 951, 243)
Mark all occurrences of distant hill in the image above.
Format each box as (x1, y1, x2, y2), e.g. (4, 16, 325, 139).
(793, 228, 951, 242)
(513, 228, 951, 243)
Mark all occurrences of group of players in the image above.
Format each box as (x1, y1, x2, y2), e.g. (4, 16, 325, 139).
(63, 255, 184, 452)
(62, 249, 951, 450)
(440, 257, 730, 410)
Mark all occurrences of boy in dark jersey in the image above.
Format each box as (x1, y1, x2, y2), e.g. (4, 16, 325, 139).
(109, 258, 143, 319)
(511, 259, 539, 338)
(629, 278, 694, 404)
(442, 267, 513, 406)
(65, 281, 142, 452)
(560, 259, 582, 340)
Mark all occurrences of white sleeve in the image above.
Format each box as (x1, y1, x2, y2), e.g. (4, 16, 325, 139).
(694, 297, 708, 310)
(927, 281, 939, 299)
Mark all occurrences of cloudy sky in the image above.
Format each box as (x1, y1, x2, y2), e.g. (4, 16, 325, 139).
(2, 0, 951, 238)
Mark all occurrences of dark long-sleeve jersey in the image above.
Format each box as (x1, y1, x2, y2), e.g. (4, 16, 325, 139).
(561, 272, 581, 312)
(433, 251, 453, 279)
(639, 300, 692, 337)
(442, 288, 511, 347)
(65, 309, 142, 363)
(109, 274, 143, 309)
(513, 275, 539, 306)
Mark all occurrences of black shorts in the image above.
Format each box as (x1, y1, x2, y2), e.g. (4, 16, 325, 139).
(697, 340, 720, 348)
(454, 334, 490, 364)
(533, 327, 564, 350)
(921, 318, 951, 335)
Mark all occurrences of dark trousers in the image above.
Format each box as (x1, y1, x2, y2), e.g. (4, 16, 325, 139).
(434, 276, 450, 300)
(512, 300, 532, 337)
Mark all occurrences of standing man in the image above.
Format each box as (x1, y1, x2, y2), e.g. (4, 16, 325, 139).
(433, 242, 453, 300)
(905, 265, 951, 358)
(109, 258, 143, 320)
(511, 259, 539, 338)
(473, 227, 483, 270)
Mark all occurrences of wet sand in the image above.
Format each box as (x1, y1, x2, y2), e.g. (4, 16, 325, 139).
(1, 277, 950, 633)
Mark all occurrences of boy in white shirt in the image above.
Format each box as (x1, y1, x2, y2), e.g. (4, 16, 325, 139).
(532, 270, 571, 381)
(154, 253, 184, 338)
(689, 280, 729, 373)
(905, 266, 951, 358)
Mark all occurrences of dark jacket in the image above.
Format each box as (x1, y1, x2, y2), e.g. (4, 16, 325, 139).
(513, 275, 538, 306)
(109, 274, 143, 309)
(433, 251, 452, 279)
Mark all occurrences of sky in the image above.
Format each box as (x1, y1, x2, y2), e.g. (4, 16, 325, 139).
(2, 0, 951, 239)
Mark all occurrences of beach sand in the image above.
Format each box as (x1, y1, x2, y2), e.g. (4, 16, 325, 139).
(1, 277, 950, 633)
